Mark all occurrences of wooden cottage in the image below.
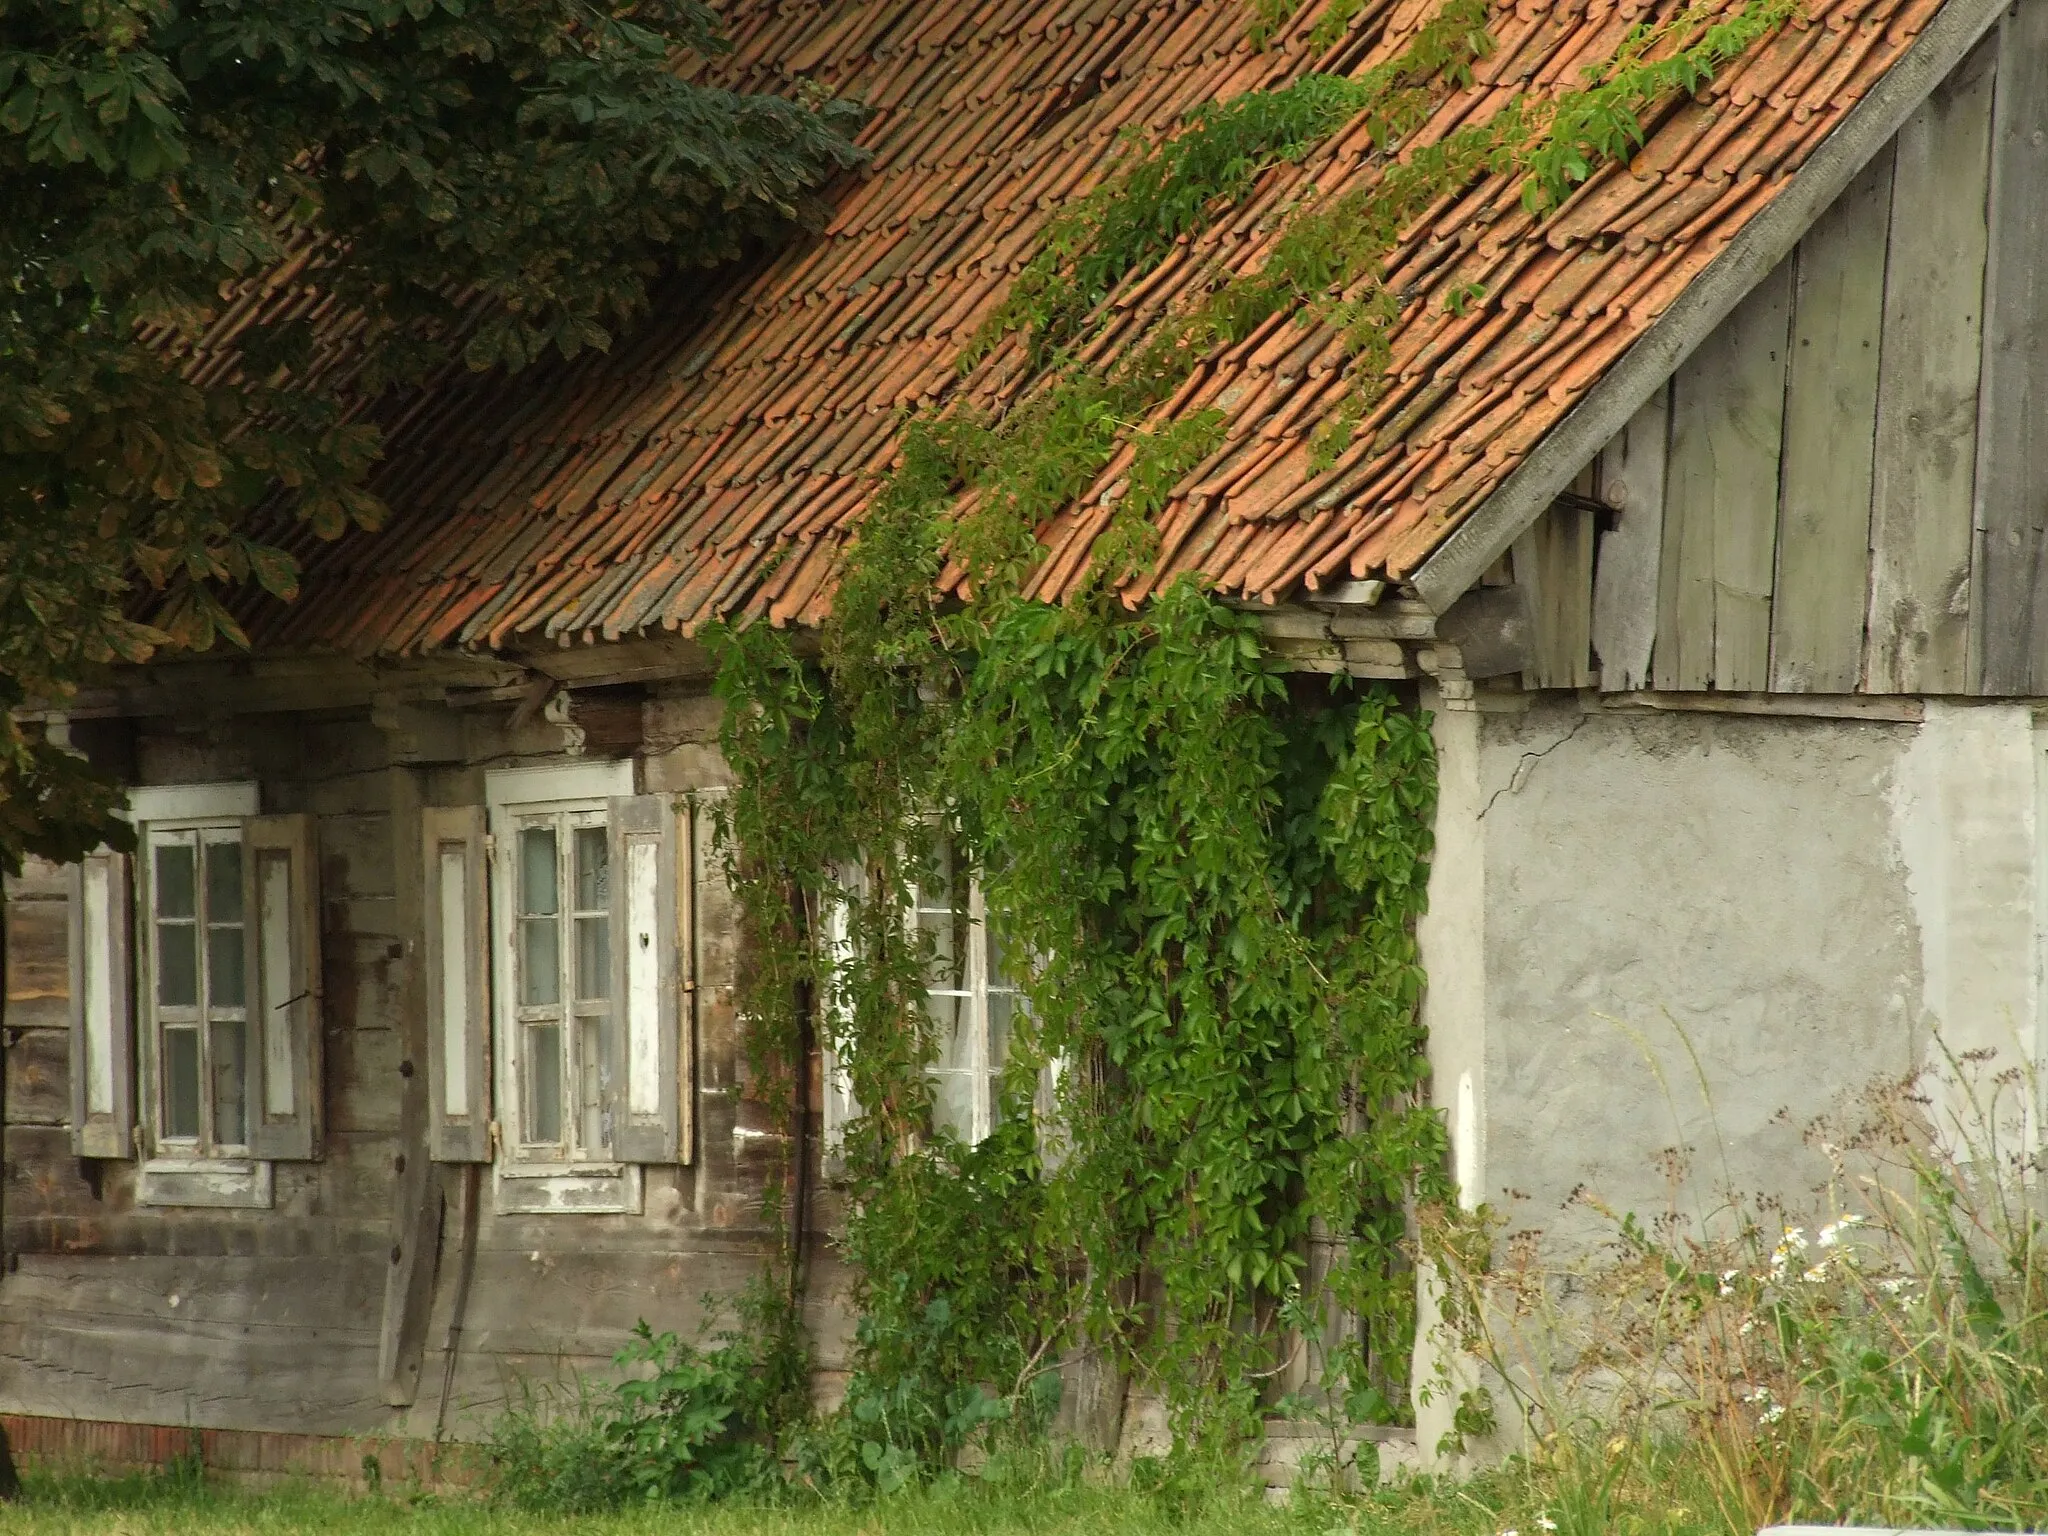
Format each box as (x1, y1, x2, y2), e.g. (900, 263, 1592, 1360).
(5, 0, 2043, 1476)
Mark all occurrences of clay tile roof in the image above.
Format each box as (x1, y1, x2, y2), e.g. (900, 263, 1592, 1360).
(237, 0, 1962, 654)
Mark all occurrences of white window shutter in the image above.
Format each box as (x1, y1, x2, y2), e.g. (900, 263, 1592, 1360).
(243, 813, 322, 1160)
(67, 849, 135, 1159)
(608, 794, 682, 1163)
(423, 805, 491, 1162)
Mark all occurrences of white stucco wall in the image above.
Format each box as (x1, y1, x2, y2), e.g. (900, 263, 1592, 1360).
(1412, 690, 2045, 1450)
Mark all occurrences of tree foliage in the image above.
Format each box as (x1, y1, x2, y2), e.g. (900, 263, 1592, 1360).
(0, 0, 863, 870)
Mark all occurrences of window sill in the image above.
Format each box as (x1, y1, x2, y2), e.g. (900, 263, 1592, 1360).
(494, 1162, 643, 1215)
(138, 1157, 274, 1209)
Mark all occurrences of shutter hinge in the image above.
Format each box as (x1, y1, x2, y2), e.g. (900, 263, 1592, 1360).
(487, 1119, 502, 1159)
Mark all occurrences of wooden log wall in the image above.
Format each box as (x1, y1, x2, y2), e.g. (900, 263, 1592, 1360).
(0, 692, 851, 1441)
(1519, 10, 2048, 697)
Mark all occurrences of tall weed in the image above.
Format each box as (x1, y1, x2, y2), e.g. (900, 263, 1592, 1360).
(1433, 1050, 2048, 1532)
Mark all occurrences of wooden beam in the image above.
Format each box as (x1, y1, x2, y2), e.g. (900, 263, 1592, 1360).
(1409, 0, 2014, 613)
(1599, 690, 1924, 723)
(377, 765, 443, 1408)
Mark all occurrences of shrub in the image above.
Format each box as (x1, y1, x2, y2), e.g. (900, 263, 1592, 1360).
(483, 1281, 806, 1510)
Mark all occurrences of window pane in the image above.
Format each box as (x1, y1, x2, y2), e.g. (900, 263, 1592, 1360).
(155, 843, 196, 919)
(212, 1019, 247, 1145)
(520, 917, 561, 1007)
(926, 990, 973, 1065)
(573, 827, 609, 911)
(519, 828, 558, 916)
(527, 1023, 563, 1144)
(931, 1070, 976, 1142)
(576, 916, 611, 1001)
(164, 1027, 201, 1139)
(988, 990, 1018, 1072)
(157, 921, 199, 1008)
(205, 841, 243, 923)
(207, 924, 246, 1008)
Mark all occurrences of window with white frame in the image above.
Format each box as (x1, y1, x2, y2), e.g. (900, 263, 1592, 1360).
(824, 841, 1031, 1152)
(71, 782, 325, 1209)
(464, 763, 684, 1213)
(144, 821, 252, 1152)
(913, 846, 1024, 1145)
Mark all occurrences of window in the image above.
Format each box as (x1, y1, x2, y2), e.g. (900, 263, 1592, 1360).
(146, 824, 251, 1151)
(824, 843, 1031, 1154)
(512, 806, 614, 1158)
(94, 783, 324, 1209)
(474, 763, 684, 1213)
(913, 847, 1023, 1146)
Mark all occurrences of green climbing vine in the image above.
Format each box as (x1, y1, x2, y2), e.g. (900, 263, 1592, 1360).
(705, 0, 1795, 1480)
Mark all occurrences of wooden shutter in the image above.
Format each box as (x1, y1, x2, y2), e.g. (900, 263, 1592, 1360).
(243, 814, 322, 1160)
(67, 849, 134, 1158)
(424, 805, 491, 1162)
(608, 794, 681, 1163)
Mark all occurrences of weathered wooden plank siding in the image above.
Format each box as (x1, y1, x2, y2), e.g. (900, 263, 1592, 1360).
(1, 690, 845, 1443)
(1513, 486, 1598, 689)
(1771, 145, 1892, 693)
(1569, 25, 2038, 699)
(1591, 386, 1669, 692)
(1973, 0, 2048, 694)
(1866, 32, 1997, 694)
(1655, 259, 1793, 691)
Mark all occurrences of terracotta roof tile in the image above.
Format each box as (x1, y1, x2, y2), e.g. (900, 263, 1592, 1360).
(222, 0, 1947, 653)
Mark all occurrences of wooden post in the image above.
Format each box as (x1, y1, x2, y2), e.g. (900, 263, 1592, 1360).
(378, 764, 444, 1406)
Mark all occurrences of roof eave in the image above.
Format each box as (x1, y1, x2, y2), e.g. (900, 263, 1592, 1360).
(1407, 0, 2011, 616)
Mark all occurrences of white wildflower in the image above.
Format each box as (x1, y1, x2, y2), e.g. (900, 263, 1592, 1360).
(1803, 1263, 1829, 1284)
(1817, 1213, 1864, 1248)
(1760, 1400, 1786, 1426)
(1537, 1519, 1559, 1533)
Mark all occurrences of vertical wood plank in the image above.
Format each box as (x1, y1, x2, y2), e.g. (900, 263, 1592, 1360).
(1510, 522, 1548, 682)
(1712, 259, 1793, 691)
(1513, 500, 1596, 689)
(1771, 145, 1893, 693)
(1656, 368, 1716, 689)
(1592, 385, 1670, 692)
(1658, 257, 1794, 689)
(1973, 0, 2048, 695)
(1866, 33, 1997, 694)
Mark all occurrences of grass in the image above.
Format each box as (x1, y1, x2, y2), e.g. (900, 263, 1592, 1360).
(4, 1466, 1531, 1536)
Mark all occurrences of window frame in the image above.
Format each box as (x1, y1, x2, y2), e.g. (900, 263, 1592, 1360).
(127, 781, 274, 1209)
(485, 760, 642, 1215)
